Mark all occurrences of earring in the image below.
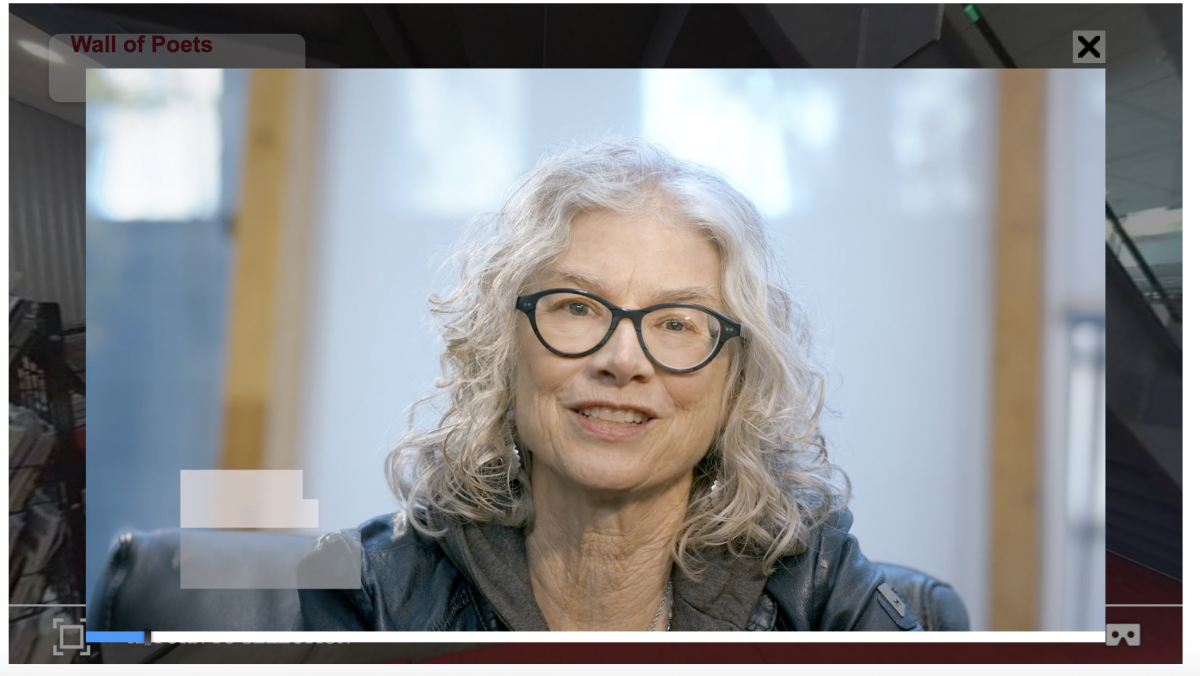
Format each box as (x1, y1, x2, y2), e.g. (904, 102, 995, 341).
(513, 446, 521, 468)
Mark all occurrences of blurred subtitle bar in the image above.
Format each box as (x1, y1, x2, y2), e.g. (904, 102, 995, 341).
(181, 470, 317, 529)
(179, 470, 360, 589)
(48, 33, 304, 102)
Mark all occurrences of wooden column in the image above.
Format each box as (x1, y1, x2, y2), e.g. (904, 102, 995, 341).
(220, 70, 320, 470)
(988, 69, 1046, 631)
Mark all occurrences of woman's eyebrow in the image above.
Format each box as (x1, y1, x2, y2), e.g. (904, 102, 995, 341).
(545, 269, 612, 295)
(645, 286, 719, 306)
(547, 270, 719, 307)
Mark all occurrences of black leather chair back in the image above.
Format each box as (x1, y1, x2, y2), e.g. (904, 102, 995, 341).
(91, 530, 970, 631)
(89, 529, 310, 631)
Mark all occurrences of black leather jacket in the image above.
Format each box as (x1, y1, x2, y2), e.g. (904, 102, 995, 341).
(295, 509, 921, 632)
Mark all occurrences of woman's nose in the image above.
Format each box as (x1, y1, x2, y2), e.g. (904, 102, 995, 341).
(590, 317, 653, 381)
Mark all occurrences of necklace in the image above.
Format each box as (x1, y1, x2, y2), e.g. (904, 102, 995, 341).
(648, 578, 673, 631)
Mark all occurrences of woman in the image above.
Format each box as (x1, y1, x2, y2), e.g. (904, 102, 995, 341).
(296, 137, 921, 631)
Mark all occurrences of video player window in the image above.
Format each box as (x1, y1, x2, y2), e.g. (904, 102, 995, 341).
(70, 67, 1106, 636)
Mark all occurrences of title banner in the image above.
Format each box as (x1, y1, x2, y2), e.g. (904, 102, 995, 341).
(48, 34, 306, 102)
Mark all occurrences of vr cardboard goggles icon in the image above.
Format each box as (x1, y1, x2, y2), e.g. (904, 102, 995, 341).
(1106, 623, 1140, 647)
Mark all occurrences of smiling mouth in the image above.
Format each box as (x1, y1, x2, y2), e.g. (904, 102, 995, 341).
(576, 406, 650, 426)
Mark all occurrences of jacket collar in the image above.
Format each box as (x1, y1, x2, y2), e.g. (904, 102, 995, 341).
(435, 515, 769, 631)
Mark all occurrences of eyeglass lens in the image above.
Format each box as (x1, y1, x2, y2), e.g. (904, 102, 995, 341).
(533, 292, 721, 370)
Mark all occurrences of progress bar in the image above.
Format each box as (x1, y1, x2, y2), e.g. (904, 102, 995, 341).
(85, 631, 145, 643)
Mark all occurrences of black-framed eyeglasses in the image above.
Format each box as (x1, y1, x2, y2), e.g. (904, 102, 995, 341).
(515, 288, 742, 374)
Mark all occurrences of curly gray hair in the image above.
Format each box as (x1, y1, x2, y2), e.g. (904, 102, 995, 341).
(387, 136, 849, 575)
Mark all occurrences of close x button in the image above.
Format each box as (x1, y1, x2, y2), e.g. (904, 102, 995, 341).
(1073, 30, 1106, 64)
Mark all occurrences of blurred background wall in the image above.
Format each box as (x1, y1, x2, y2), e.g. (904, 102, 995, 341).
(1041, 69, 1107, 634)
(82, 69, 246, 605)
(83, 68, 1106, 631)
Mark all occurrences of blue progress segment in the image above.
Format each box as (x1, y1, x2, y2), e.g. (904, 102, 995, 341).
(85, 631, 145, 643)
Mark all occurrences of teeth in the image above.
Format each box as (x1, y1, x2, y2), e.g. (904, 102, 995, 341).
(579, 407, 648, 424)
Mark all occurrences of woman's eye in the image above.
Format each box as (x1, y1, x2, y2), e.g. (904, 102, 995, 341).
(663, 319, 692, 332)
(567, 303, 590, 316)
